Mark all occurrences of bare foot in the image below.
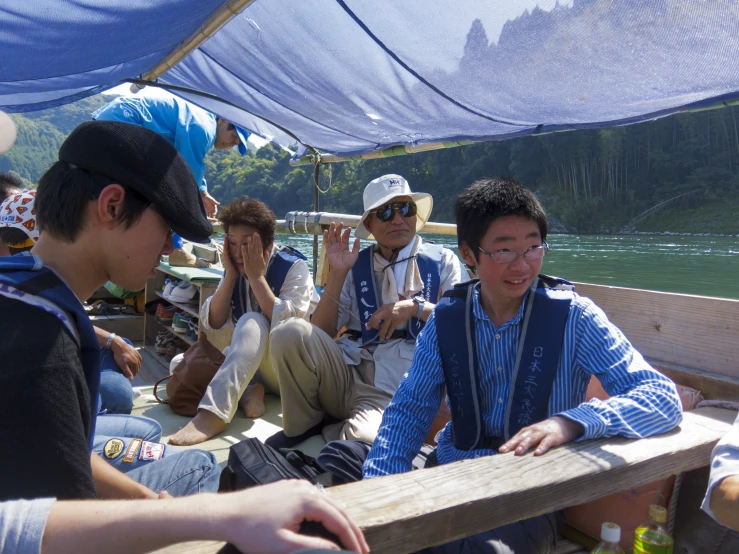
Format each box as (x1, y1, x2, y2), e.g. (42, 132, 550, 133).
(239, 383, 266, 419)
(168, 410, 227, 446)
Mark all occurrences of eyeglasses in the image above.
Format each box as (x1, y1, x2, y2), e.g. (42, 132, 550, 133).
(373, 201, 418, 223)
(478, 242, 549, 264)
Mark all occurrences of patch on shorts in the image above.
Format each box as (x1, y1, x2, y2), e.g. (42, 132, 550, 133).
(123, 438, 142, 463)
(138, 441, 165, 462)
(103, 438, 125, 459)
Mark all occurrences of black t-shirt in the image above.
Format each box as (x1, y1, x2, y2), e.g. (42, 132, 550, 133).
(0, 295, 96, 500)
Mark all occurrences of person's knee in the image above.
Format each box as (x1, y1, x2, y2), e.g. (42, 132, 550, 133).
(135, 416, 163, 442)
(178, 448, 218, 469)
(269, 318, 312, 353)
(235, 312, 270, 335)
(99, 372, 134, 414)
(343, 407, 384, 444)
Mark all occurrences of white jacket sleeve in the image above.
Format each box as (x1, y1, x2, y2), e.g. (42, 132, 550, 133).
(270, 259, 319, 330)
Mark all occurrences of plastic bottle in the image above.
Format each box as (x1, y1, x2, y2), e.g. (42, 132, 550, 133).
(633, 505, 674, 554)
(591, 522, 626, 554)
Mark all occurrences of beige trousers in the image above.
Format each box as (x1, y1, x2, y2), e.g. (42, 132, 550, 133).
(270, 318, 392, 444)
(198, 312, 280, 423)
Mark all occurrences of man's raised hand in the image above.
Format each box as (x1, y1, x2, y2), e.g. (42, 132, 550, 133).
(324, 223, 360, 273)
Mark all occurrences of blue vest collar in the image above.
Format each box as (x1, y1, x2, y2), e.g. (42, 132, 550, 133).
(436, 275, 574, 451)
(351, 241, 444, 345)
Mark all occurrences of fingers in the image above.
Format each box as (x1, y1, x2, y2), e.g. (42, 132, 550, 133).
(341, 225, 352, 245)
(281, 533, 340, 552)
(121, 366, 134, 380)
(366, 307, 384, 330)
(328, 222, 343, 244)
(533, 434, 560, 456)
(351, 237, 361, 254)
(501, 428, 550, 456)
(378, 314, 393, 340)
(250, 233, 262, 249)
(300, 498, 368, 554)
(500, 428, 535, 456)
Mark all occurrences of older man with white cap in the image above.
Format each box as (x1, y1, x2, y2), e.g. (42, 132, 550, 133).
(270, 174, 468, 446)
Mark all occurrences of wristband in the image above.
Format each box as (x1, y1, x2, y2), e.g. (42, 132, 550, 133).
(105, 332, 116, 350)
(412, 297, 425, 319)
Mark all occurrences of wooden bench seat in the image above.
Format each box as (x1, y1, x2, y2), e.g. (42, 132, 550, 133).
(153, 407, 734, 553)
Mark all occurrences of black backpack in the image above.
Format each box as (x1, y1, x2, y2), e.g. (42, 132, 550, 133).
(216, 438, 341, 553)
(218, 437, 334, 492)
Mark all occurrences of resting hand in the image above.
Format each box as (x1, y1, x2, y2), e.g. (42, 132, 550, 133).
(201, 191, 220, 218)
(241, 234, 268, 282)
(111, 336, 142, 379)
(324, 223, 360, 273)
(221, 480, 369, 554)
(499, 415, 584, 456)
(366, 299, 416, 340)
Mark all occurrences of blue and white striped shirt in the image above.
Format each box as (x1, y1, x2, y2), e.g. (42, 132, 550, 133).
(363, 286, 683, 478)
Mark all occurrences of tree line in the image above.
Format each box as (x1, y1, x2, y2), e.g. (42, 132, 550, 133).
(2, 94, 738, 233)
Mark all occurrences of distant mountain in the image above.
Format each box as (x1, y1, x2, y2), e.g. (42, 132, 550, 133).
(0, 96, 110, 187)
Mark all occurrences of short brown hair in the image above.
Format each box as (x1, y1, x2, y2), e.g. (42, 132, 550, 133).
(219, 196, 276, 247)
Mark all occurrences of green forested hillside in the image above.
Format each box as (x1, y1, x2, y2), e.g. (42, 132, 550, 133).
(3, 94, 739, 233)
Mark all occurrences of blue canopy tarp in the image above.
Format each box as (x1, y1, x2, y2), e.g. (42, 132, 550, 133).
(3, 0, 739, 158)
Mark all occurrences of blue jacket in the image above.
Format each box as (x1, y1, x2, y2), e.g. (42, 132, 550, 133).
(93, 93, 216, 193)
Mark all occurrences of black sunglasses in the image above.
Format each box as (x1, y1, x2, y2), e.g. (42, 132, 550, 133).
(373, 200, 418, 223)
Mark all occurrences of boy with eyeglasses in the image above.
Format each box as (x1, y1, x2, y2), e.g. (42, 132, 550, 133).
(269, 174, 468, 446)
(361, 177, 683, 553)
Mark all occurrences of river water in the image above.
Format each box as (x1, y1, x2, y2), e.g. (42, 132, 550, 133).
(270, 232, 739, 300)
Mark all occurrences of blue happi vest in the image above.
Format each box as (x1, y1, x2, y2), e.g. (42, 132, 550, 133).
(435, 275, 574, 451)
(230, 245, 307, 323)
(351, 242, 444, 345)
(0, 255, 101, 450)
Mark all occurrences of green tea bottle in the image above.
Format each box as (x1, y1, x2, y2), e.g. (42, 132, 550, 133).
(591, 522, 626, 553)
(633, 505, 674, 554)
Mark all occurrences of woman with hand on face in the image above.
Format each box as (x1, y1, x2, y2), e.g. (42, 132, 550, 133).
(169, 197, 319, 446)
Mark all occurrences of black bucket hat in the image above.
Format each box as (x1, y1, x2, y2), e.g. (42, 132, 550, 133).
(59, 120, 212, 243)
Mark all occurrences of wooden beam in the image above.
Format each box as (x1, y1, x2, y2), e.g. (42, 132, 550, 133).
(152, 407, 734, 554)
(330, 407, 733, 553)
(652, 360, 739, 402)
(574, 282, 739, 379)
(131, 0, 257, 93)
(281, 211, 458, 236)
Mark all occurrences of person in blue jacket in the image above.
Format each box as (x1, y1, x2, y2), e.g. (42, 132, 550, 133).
(93, 91, 250, 266)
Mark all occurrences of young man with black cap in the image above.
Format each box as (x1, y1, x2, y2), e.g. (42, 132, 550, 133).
(0, 120, 221, 501)
(0, 115, 370, 554)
